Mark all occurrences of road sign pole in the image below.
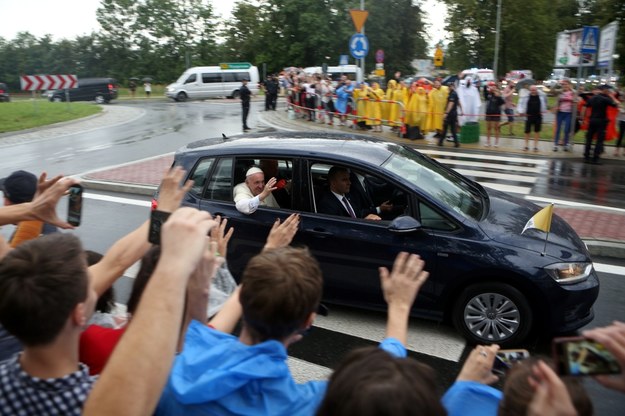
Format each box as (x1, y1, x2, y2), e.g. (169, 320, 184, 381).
(360, 0, 365, 83)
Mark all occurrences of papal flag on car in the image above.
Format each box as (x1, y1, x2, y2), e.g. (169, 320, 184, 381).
(522, 203, 554, 234)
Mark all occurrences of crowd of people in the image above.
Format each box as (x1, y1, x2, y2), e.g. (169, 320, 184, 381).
(1, 166, 625, 415)
(277, 68, 625, 159)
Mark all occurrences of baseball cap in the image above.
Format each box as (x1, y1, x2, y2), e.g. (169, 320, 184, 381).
(0, 170, 38, 204)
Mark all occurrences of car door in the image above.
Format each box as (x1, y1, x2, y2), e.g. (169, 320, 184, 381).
(295, 159, 441, 315)
(182, 73, 200, 99)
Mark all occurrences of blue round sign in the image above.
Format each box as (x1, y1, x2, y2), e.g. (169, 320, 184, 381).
(349, 33, 369, 60)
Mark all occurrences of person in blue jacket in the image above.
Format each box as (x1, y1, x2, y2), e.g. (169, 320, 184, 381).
(156, 248, 429, 416)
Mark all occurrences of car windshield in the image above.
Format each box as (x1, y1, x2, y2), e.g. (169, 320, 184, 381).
(382, 145, 484, 220)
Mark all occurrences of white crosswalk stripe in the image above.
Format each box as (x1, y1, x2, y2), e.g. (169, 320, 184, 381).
(420, 149, 545, 196)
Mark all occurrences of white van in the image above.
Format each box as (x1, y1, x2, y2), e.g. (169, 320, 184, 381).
(461, 68, 495, 84)
(166, 63, 259, 102)
(303, 65, 363, 84)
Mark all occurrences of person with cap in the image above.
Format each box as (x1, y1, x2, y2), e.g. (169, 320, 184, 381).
(240, 78, 252, 131)
(233, 167, 279, 214)
(582, 84, 619, 164)
(1, 170, 57, 248)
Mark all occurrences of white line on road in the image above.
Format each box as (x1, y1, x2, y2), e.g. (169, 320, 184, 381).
(420, 149, 548, 165)
(456, 168, 537, 183)
(436, 159, 543, 173)
(481, 182, 532, 195)
(594, 263, 625, 276)
(83, 192, 151, 207)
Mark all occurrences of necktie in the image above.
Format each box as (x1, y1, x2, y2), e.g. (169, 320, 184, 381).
(342, 196, 356, 218)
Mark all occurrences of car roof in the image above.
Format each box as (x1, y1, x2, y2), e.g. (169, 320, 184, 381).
(177, 132, 398, 166)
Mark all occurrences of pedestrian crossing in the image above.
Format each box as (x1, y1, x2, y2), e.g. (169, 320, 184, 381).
(420, 149, 547, 196)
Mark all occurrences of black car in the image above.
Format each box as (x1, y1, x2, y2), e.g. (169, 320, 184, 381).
(49, 78, 118, 104)
(0, 83, 9, 102)
(170, 132, 599, 346)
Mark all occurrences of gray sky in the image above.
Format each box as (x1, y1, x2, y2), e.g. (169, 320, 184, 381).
(0, 0, 447, 49)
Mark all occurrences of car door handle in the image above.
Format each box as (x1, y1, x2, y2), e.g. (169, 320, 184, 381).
(305, 228, 334, 238)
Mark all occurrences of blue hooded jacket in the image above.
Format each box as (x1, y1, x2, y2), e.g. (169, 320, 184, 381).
(156, 320, 406, 416)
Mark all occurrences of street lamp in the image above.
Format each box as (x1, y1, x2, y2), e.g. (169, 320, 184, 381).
(493, 0, 502, 77)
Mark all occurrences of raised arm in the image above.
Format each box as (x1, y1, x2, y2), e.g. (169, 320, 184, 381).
(83, 208, 217, 416)
(89, 167, 192, 296)
(379, 252, 429, 345)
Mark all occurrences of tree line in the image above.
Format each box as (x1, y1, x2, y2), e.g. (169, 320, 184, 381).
(0, 0, 622, 91)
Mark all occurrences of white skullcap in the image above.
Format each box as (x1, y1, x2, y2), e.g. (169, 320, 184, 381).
(246, 167, 264, 177)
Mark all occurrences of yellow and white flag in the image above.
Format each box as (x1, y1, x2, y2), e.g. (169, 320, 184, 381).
(522, 204, 554, 234)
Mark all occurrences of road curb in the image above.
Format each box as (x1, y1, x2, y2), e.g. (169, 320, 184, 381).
(584, 240, 625, 260)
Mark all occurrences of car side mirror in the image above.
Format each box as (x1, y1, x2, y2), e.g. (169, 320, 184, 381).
(388, 216, 422, 233)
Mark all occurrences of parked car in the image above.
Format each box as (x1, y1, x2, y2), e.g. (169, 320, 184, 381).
(49, 78, 118, 104)
(0, 83, 9, 102)
(167, 132, 599, 346)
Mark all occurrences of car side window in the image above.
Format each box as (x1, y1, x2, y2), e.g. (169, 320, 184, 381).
(418, 201, 458, 231)
(204, 158, 234, 201)
(188, 158, 215, 196)
(309, 162, 406, 221)
(202, 73, 221, 83)
(233, 157, 294, 209)
(185, 74, 196, 84)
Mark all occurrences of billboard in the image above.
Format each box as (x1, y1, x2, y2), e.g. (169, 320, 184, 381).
(554, 29, 595, 67)
(598, 21, 619, 68)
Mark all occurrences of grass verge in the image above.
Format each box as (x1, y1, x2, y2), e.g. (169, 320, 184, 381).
(0, 101, 101, 134)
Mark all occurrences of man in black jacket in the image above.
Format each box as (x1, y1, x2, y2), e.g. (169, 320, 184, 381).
(583, 85, 619, 164)
(317, 166, 381, 220)
(240, 79, 251, 131)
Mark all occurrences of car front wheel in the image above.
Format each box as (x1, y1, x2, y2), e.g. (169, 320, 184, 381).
(453, 282, 532, 347)
(176, 92, 187, 102)
(231, 90, 240, 99)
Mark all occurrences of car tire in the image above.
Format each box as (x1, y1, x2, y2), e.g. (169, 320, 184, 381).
(232, 90, 240, 99)
(452, 282, 532, 347)
(95, 95, 106, 104)
(176, 92, 187, 102)
(52, 97, 63, 103)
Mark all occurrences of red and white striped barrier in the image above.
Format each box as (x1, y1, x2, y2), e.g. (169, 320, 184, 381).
(20, 74, 78, 91)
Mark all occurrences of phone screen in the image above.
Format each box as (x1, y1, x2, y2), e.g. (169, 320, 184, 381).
(554, 337, 621, 376)
(67, 185, 83, 226)
(492, 349, 530, 376)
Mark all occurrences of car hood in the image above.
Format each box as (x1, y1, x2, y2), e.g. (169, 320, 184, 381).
(478, 189, 590, 261)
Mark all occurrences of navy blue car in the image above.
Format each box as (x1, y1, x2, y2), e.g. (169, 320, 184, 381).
(171, 132, 599, 346)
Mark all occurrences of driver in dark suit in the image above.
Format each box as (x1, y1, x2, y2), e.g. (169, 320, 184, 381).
(317, 166, 381, 220)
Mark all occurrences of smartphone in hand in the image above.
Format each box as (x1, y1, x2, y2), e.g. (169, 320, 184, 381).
(553, 336, 621, 376)
(67, 184, 83, 226)
(492, 349, 530, 376)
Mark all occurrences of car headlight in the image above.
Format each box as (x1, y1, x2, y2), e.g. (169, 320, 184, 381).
(544, 263, 593, 285)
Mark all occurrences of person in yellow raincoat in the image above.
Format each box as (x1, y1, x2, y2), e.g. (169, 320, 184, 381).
(389, 81, 408, 132)
(353, 83, 369, 130)
(406, 82, 428, 136)
(384, 80, 396, 128)
(367, 82, 385, 132)
(426, 79, 449, 138)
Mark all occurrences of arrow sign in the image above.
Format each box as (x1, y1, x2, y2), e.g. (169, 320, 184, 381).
(350, 33, 369, 60)
(580, 26, 599, 54)
(20, 74, 77, 91)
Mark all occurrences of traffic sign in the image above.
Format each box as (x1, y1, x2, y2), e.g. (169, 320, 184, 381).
(20, 74, 77, 91)
(349, 10, 369, 33)
(375, 49, 384, 63)
(349, 33, 369, 60)
(219, 62, 252, 69)
(580, 26, 599, 54)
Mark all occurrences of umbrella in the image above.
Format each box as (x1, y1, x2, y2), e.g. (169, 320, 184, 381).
(129, 77, 140, 81)
(515, 78, 536, 91)
(142, 77, 153, 82)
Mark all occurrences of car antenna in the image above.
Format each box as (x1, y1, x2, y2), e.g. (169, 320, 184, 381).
(222, 133, 228, 140)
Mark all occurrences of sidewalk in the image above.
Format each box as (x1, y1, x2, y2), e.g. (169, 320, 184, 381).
(74, 104, 625, 260)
